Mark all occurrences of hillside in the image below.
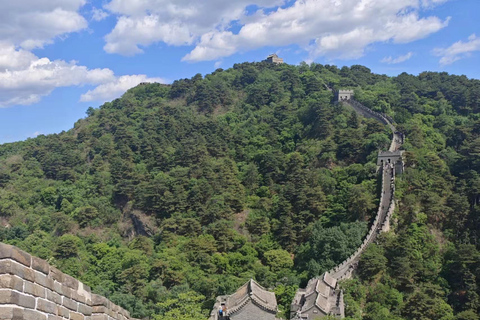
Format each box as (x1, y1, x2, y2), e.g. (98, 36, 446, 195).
(0, 62, 479, 320)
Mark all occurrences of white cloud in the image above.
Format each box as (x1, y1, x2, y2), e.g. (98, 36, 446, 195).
(102, 0, 449, 61)
(381, 52, 414, 64)
(433, 34, 480, 65)
(0, 43, 164, 107)
(0, 2, 169, 107)
(103, 0, 285, 55)
(0, 43, 115, 107)
(0, 0, 88, 49)
(92, 8, 109, 21)
(80, 75, 166, 102)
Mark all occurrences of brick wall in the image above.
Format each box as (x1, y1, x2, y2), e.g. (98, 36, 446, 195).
(0, 242, 139, 320)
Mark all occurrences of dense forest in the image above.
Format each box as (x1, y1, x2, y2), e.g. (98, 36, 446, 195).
(0, 61, 479, 320)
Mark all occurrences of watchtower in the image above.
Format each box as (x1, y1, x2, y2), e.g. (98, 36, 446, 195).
(264, 54, 284, 64)
(377, 150, 405, 174)
(336, 89, 354, 102)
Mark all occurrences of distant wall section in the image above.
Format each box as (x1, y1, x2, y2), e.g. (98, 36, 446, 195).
(0, 243, 138, 320)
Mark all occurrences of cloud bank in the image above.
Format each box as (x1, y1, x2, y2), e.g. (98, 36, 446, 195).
(0, 1, 164, 107)
(102, 0, 450, 61)
(0, 43, 163, 107)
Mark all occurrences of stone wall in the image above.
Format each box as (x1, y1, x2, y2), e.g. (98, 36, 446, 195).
(0, 242, 138, 320)
(328, 164, 395, 280)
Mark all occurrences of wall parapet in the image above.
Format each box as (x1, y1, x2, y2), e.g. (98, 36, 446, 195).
(0, 242, 138, 320)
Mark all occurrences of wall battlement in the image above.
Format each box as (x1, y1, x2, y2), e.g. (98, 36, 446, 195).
(0, 242, 138, 320)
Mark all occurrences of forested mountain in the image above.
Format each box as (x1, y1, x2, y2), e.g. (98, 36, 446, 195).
(0, 62, 479, 320)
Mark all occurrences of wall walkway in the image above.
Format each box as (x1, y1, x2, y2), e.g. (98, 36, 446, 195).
(328, 98, 401, 308)
(291, 97, 402, 319)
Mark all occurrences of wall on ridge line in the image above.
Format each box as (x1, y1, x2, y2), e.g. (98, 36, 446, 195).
(328, 164, 395, 280)
(0, 242, 139, 320)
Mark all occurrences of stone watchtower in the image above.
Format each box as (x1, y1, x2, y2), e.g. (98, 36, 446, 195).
(264, 54, 284, 64)
(336, 90, 354, 102)
(377, 150, 405, 174)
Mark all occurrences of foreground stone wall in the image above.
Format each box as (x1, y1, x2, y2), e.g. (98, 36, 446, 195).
(0, 242, 138, 320)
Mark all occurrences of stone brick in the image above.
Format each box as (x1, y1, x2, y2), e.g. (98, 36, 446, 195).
(91, 316, 109, 320)
(0, 289, 35, 308)
(32, 256, 50, 275)
(35, 271, 54, 290)
(46, 289, 62, 304)
(57, 305, 69, 318)
(37, 298, 58, 314)
(82, 283, 91, 293)
(48, 315, 63, 320)
(53, 281, 64, 295)
(24, 280, 46, 298)
(63, 296, 78, 311)
(62, 286, 73, 299)
(0, 243, 31, 267)
(78, 303, 93, 316)
(49, 267, 64, 283)
(91, 294, 109, 307)
(92, 305, 108, 313)
(0, 260, 34, 282)
(0, 306, 24, 320)
(23, 309, 48, 320)
(72, 290, 86, 304)
(0, 274, 24, 291)
(70, 311, 84, 320)
(63, 274, 79, 290)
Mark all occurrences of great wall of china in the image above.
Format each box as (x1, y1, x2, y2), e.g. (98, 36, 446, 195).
(289, 93, 404, 319)
(0, 242, 138, 320)
(0, 90, 403, 320)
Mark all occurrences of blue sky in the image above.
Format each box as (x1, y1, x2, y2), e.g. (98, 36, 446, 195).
(0, 0, 479, 144)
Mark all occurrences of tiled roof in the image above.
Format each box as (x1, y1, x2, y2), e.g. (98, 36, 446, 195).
(226, 279, 278, 316)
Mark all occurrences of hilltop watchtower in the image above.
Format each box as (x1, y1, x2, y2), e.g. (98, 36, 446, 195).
(336, 89, 354, 102)
(264, 54, 284, 64)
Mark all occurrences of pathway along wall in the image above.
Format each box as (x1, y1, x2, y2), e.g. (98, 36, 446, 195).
(0, 242, 138, 320)
(290, 97, 403, 319)
(328, 98, 401, 281)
